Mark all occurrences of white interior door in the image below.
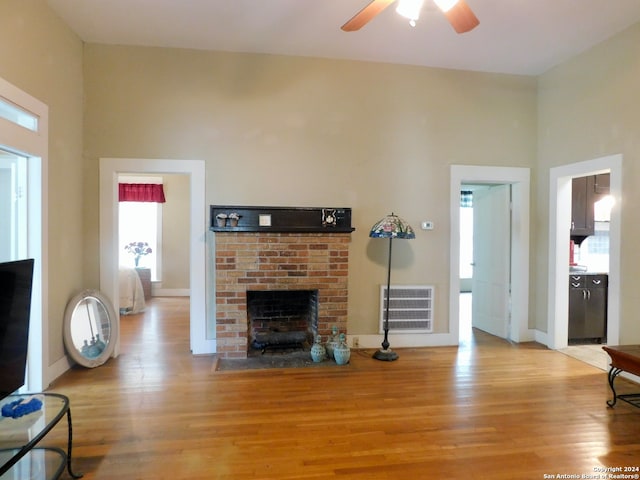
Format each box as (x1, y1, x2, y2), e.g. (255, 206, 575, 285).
(471, 184, 511, 339)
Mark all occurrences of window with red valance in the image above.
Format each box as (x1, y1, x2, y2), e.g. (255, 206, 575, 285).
(118, 183, 166, 203)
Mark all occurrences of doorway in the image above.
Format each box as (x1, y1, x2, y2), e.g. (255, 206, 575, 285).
(547, 155, 621, 350)
(99, 158, 212, 356)
(460, 184, 512, 340)
(0, 77, 48, 391)
(450, 165, 531, 345)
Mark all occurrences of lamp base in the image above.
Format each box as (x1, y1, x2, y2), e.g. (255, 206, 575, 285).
(372, 348, 399, 362)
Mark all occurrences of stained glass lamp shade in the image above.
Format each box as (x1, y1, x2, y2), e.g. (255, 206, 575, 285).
(369, 213, 415, 361)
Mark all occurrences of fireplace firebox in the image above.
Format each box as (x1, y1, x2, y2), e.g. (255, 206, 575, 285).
(248, 290, 318, 353)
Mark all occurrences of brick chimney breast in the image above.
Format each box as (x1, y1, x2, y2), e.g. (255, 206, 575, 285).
(212, 206, 353, 359)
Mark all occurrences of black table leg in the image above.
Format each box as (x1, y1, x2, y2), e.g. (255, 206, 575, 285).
(607, 367, 622, 407)
(66, 409, 83, 478)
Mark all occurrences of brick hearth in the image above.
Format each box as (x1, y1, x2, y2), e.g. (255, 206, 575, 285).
(215, 232, 351, 358)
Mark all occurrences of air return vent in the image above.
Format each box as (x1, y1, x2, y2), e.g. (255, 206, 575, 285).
(379, 285, 434, 333)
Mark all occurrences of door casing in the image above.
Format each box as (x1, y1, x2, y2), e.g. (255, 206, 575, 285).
(547, 155, 621, 349)
(450, 165, 531, 344)
(99, 158, 213, 356)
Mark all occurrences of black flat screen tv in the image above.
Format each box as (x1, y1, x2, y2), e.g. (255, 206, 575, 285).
(0, 258, 35, 401)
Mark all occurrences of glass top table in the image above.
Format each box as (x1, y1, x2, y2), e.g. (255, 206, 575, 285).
(0, 393, 82, 480)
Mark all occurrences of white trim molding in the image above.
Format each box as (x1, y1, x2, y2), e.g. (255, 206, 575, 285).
(99, 158, 213, 355)
(0, 76, 48, 392)
(547, 155, 621, 350)
(450, 165, 532, 344)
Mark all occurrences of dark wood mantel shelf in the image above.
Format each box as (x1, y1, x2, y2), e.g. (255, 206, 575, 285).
(210, 205, 355, 234)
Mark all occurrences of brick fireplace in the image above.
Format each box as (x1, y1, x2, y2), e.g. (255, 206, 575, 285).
(214, 232, 351, 358)
(212, 205, 355, 358)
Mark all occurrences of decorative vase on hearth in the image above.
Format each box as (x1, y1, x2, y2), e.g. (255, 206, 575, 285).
(333, 333, 351, 365)
(310, 335, 326, 363)
(325, 325, 339, 360)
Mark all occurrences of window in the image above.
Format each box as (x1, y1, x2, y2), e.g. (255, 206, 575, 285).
(459, 190, 474, 279)
(0, 76, 48, 392)
(118, 177, 163, 281)
(0, 97, 38, 132)
(0, 149, 28, 261)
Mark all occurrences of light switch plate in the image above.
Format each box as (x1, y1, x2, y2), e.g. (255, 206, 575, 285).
(259, 214, 272, 227)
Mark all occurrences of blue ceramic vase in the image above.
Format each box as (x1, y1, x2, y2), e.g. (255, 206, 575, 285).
(333, 333, 351, 365)
(325, 325, 339, 360)
(310, 336, 326, 363)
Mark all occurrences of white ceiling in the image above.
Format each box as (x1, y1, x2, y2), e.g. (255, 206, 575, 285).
(46, 0, 640, 76)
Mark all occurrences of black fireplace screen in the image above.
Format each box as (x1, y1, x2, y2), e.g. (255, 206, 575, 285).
(247, 290, 318, 352)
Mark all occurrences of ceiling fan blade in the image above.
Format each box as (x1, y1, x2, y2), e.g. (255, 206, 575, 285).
(341, 0, 396, 32)
(442, 0, 479, 34)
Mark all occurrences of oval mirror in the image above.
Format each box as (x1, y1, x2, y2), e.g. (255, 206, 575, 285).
(63, 289, 118, 368)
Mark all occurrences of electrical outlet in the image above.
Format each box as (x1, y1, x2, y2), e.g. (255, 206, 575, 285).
(353, 337, 359, 348)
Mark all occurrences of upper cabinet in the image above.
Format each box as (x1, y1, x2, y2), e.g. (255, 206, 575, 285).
(571, 173, 611, 243)
(594, 173, 610, 195)
(571, 175, 595, 238)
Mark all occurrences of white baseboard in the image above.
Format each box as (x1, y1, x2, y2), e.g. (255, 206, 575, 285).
(347, 330, 544, 351)
(621, 371, 640, 385)
(534, 329, 549, 347)
(44, 355, 73, 389)
(347, 333, 457, 350)
(192, 338, 216, 355)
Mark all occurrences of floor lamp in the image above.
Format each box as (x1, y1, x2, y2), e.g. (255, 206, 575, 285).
(369, 213, 415, 361)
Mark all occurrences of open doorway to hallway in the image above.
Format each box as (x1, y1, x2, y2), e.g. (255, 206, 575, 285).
(450, 165, 531, 346)
(459, 292, 472, 345)
(99, 158, 212, 357)
(458, 184, 512, 342)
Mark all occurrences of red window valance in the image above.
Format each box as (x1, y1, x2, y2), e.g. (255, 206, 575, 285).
(119, 183, 166, 203)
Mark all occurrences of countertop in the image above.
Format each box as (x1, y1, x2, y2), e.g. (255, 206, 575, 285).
(569, 266, 608, 275)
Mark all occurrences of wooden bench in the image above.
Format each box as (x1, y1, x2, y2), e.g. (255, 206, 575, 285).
(602, 345, 640, 408)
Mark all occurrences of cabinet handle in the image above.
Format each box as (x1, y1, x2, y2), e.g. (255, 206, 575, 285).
(571, 282, 581, 288)
(586, 289, 591, 300)
(571, 221, 575, 231)
(592, 279, 601, 285)
(571, 276, 581, 281)
(583, 289, 587, 300)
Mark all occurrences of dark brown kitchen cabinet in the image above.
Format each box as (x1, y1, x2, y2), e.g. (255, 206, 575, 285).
(594, 173, 610, 195)
(568, 274, 607, 343)
(571, 176, 595, 237)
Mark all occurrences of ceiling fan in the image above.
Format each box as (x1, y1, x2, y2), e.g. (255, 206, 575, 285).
(341, 0, 479, 33)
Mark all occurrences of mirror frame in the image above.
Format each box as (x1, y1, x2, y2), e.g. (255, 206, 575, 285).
(63, 289, 119, 368)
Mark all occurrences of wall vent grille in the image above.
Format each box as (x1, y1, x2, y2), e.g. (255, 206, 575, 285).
(379, 285, 434, 333)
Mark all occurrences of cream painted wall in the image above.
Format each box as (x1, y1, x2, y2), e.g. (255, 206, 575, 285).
(0, 0, 84, 369)
(161, 174, 190, 290)
(537, 22, 640, 343)
(82, 44, 537, 336)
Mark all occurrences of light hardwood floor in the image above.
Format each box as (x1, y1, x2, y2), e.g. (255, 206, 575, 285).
(48, 297, 640, 479)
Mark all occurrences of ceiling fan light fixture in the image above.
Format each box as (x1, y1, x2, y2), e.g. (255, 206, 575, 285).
(395, 0, 425, 22)
(433, 0, 459, 13)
